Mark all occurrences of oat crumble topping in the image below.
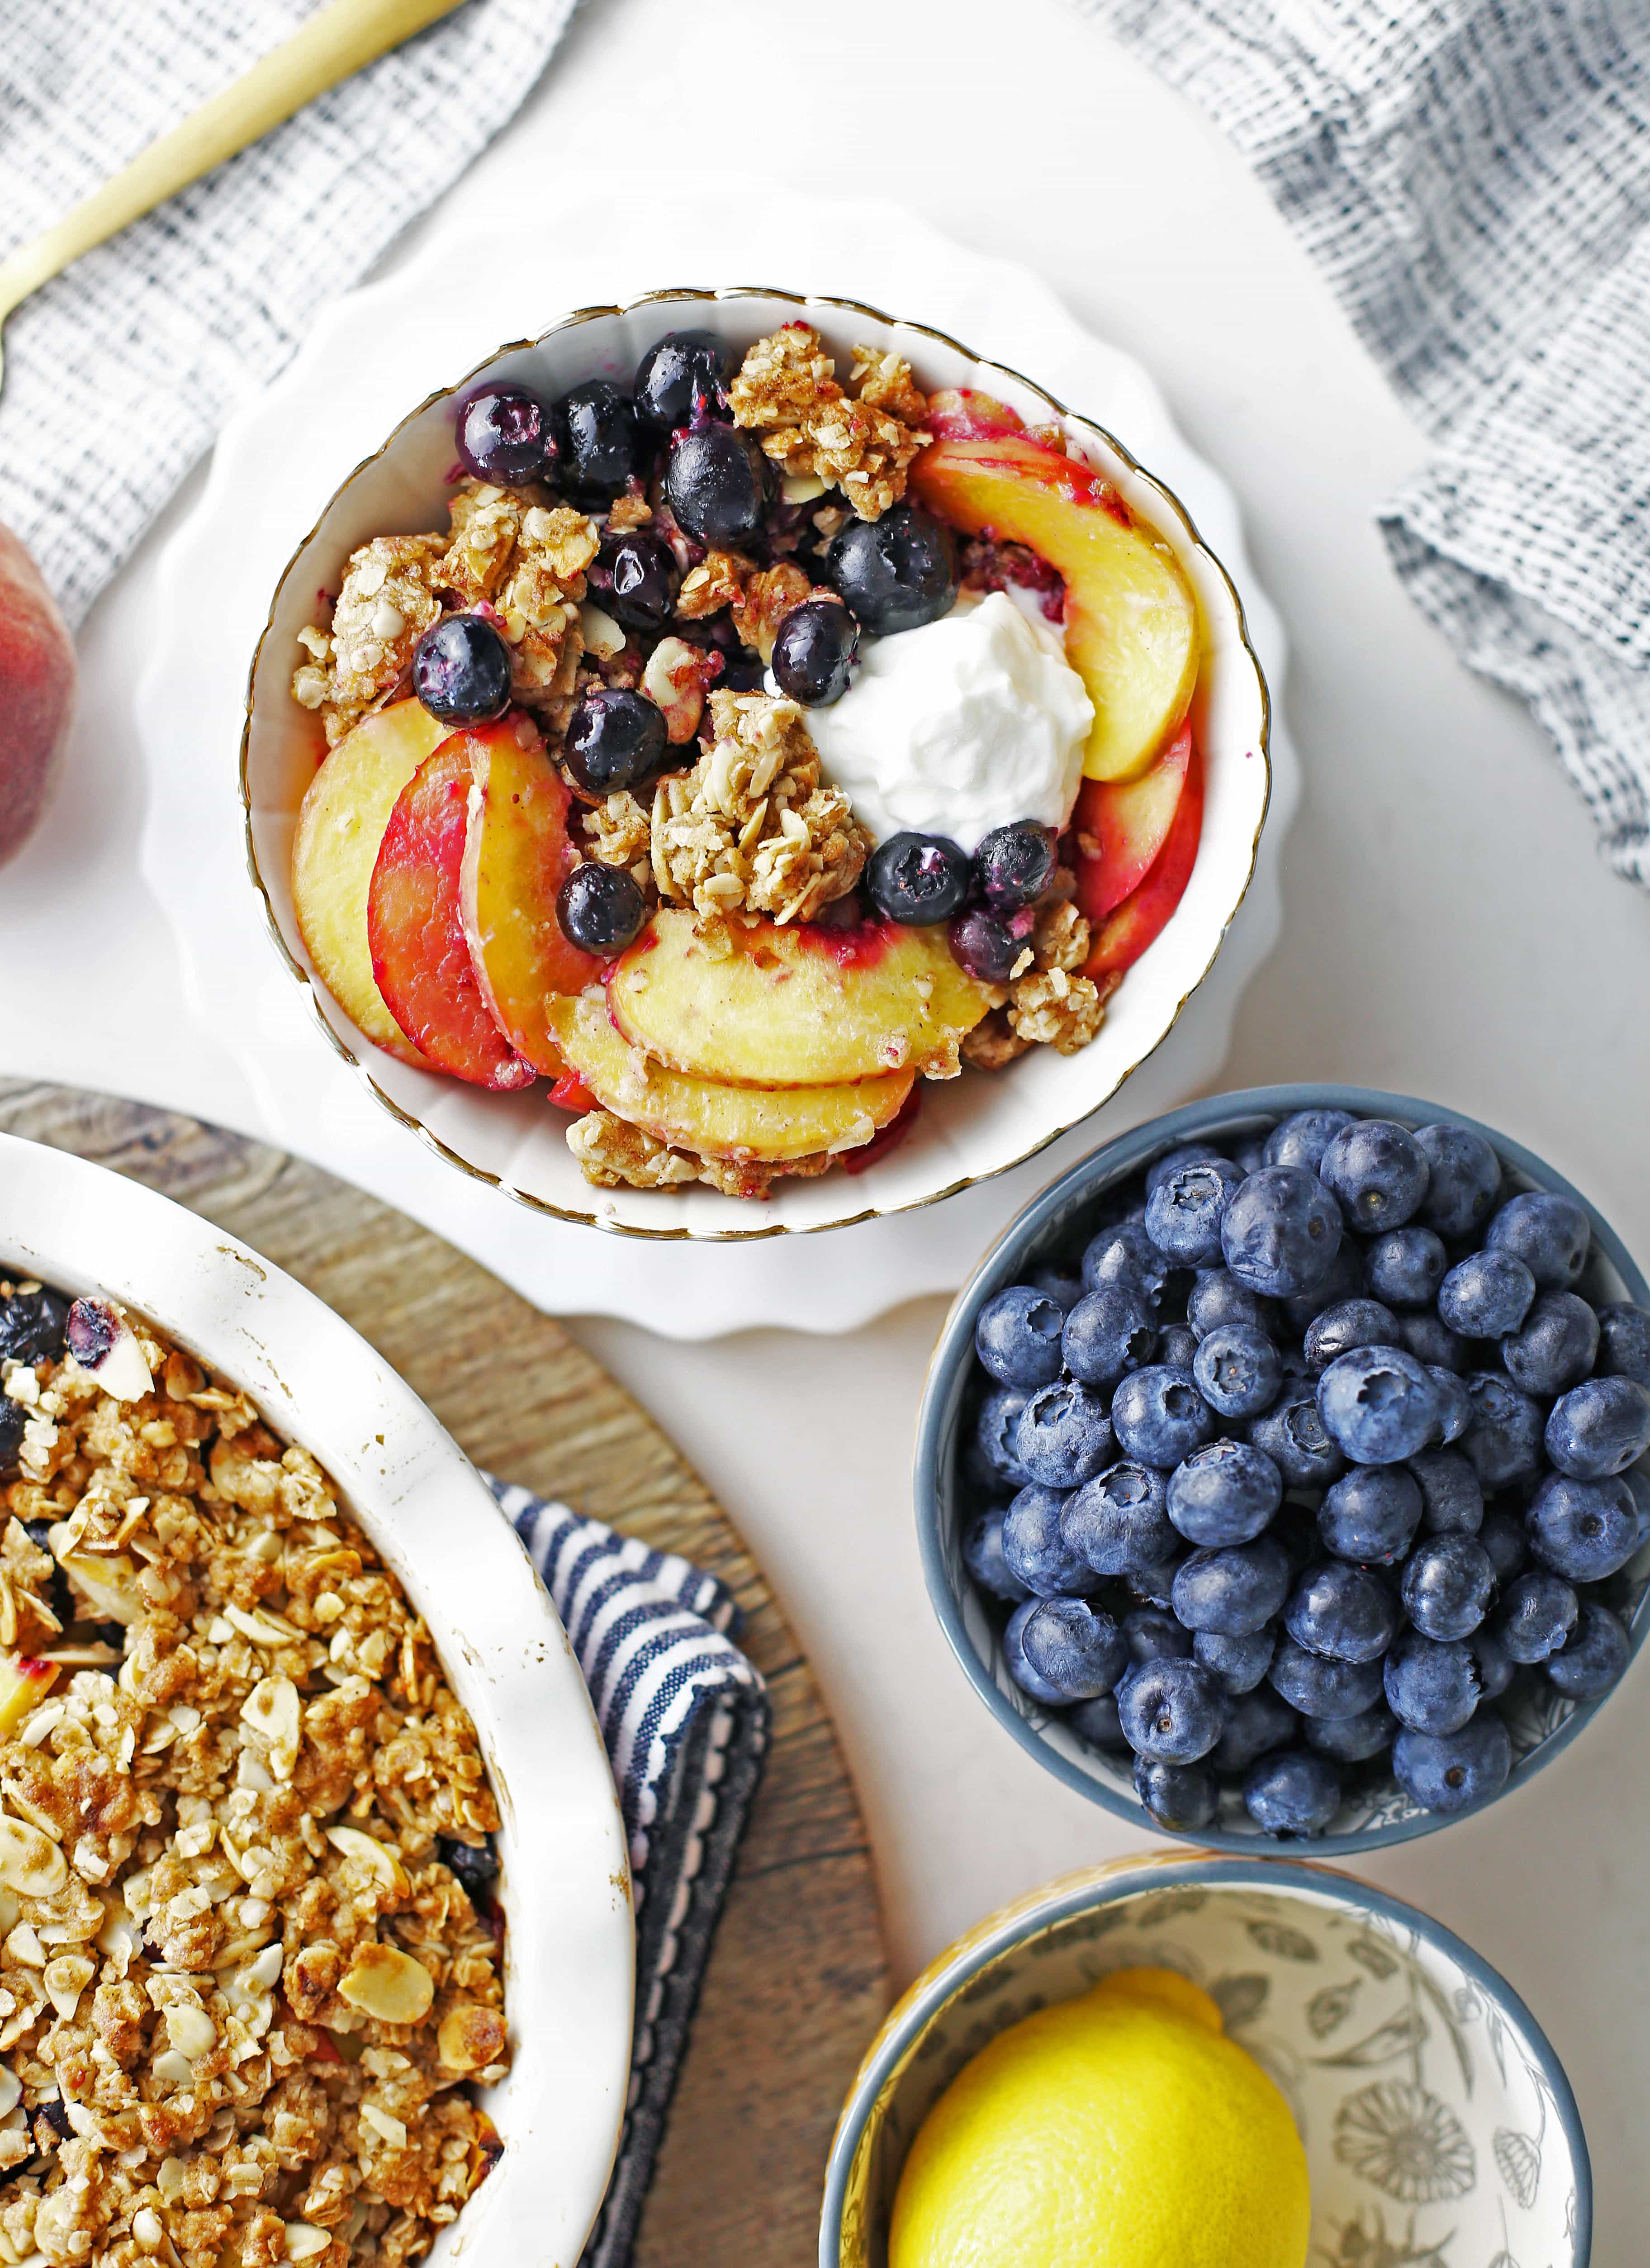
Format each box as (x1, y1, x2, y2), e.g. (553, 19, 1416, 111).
(0, 1308, 507, 2268)
(729, 326, 929, 521)
(566, 1113, 832, 1201)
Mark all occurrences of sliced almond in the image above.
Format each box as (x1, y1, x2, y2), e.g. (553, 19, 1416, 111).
(436, 2002, 507, 2073)
(225, 1605, 301, 1648)
(42, 1953, 94, 2021)
(322, 1827, 408, 1899)
(55, 1550, 146, 1626)
(337, 1943, 432, 2027)
(0, 1816, 66, 1899)
(0, 2070, 18, 2117)
(240, 1676, 301, 1779)
(165, 2003, 217, 2062)
(283, 2227, 330, 2261)
(151, 2049, 194, 2088)
(358, 2103, 407, 2149)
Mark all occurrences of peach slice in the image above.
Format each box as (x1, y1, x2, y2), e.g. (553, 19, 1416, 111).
(1086, 744, 1205, 978)
(291, 698, 450, 1066)
(0, 1657, 58, 1738)
(911, 434, 1199, 783)
(924, 389, 1028, 442)
(458, 718, 600, 1076)
(1073, 720, 1193, 922)
(546, 991, 915, 1162)
(608, 911, 995, 1088)
(368, 738, 534, 1090)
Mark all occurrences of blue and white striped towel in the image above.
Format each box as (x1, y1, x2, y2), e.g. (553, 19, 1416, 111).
(487, 1479, 770, 2268)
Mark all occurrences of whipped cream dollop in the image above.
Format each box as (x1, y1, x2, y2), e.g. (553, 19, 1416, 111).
(802, 590, 1093, 854)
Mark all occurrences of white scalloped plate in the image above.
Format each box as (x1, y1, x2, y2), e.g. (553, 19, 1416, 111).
(134, 193, 1297, 1330)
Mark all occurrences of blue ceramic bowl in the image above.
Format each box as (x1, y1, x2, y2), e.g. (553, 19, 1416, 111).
(915, 1084, 1650, 1855)
(820, 1852, 1591, 2266)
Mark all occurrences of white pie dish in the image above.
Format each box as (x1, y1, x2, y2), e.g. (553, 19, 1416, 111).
(0, 1132, 633, 2266)
(239, 287, 1272, 1241)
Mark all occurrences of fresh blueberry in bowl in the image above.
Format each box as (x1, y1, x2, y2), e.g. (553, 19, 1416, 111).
(1014, 1380, 1114, 1488)
(973, 821, 1057, 913)
(412, 614, 512, 725)
(665, 423, 772, 543)
(556, 864, 645, 957)
(455, 383, 553, 486)
(588, 529, 677, 632)
(1005, 1597, 1125, 1704)
(948, 909, 1020, 984)
(920, 1083, 1650, 1855)
(634, 329, 729, 430)
(551, 379, 639, 504)
(561, 686, 669, 799)
(865, 832, 971, 926)
(1000, 1484, 1100, 1598)
(974, 1284, 1066, 1387)
(771, 599, 858, 706)
(827, 504, 958, 633)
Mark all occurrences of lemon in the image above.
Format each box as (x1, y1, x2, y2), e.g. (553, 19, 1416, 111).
(889, 1966, 1309, 2268)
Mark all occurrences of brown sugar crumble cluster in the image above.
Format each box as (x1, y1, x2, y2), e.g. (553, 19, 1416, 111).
(285, 315, 1207, 1198)
(0, 1288, 506, 2268)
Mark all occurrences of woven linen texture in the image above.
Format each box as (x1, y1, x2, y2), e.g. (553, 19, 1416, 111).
(1076, 0, 1650, 883)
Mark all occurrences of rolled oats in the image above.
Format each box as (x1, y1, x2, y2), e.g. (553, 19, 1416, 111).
(730, 325, 929, 520)
(0, 1314, 507, 2268)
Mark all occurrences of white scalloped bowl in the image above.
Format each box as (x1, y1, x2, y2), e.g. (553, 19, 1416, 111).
(241, 290, 1271, 1240)
(0, 1134, 633, 2265)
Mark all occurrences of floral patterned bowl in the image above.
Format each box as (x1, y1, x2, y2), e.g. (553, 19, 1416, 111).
(915, 1084, 1650, 1854)
(820, 1853, 1590, 2268)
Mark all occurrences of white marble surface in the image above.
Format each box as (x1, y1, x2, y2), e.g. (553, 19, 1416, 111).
(20, 0, 1650, 2253)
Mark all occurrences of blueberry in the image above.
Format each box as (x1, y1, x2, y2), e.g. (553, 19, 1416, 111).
(975, 1284, 1067, 1388)
(588, 529, 677, 632)
(1145, 1141, 1226, 1197)
(1128, 1555, 1186, 1611)
(455, 383, 551, 486)
(1157, 1326, 1200, 1370)
(562, 685, 669, 797)
(1193, 1324, 1282, 1422)
(1172, 1537, 1291, 1635)
(1437, 1251, 1536, 1341)
(412, 613, 512, 725)
(1461, 1373, 1548, 1489)
(1280, 1243, 1366, 1335)
(666, 423, 772, 543)
(1318, 1466, 1423, 1565)
(1211, 1685, 1297, 1771)
(1426, 1366, 1474, 1443)
(1402, 1535, 1497, 1640)
(1318, 1346, 1440, 1465)
(1412, 1123, 1503, 1238)
(1397, 1313, 1469, 1373)
(437, 1834, 501, 1901)
(1133, 1755, 1221, 1831)
(1194, 1626, 1278, 1697)
(961, 1504, 1031, 1602)
(973, 1385, 1032, 1487)
(1146, 1159, 1245, 1268)
(1268, 1637, 1386, 1718)
(634, 329, 728, 430)
(1081, 1222, 1170, 1306)
(1063, 1461, 1178, 1577)
(552, 379, 638, 504)
(1304, 1705, 1398, 1763)
(1000, 1484, 1095, 1598)
(1393, 1716, 1512, 1815)
(1546, 1602, 1631, 1699)
(1501, 1291, 1599, 1397)
(1545, 1375, 1650, 1479)
(1526, 1471, 1640, 1580)
(1004, 1596, 1126, 1704)
(1166, 1440, 1283, 1547)
(1262, 1108, 1356, 1173)
(0, 1400, 24, 1477)
(1407, 1448, 1484, 1535)
(974, 821, 1057, 913)
(1029, 1263, 1084, 1310)
(1478, 1510, 1528, 1585)
(1067, 1692, 1130, 1750)
(1221, 1167, 1344, 1298)
(771, 599, 858, 706)
(1597, 1302, 1650, 1386)
(1365, 1227, 1447, 1310)
(1062, 1288, 1157, 1387)
(1304, 1300, 1401, 1374)
(1284, 1560, 1400, 1663)
(1115, 1657, 1225, 1763)
(1233, 1137, 1270, 1176)
(1319, 1119, 1430, 1231)
(1186, 1269, 1275, 1341)
(1248, 1395, 1347, 1490)
(1465, 1624, 1515, 1698)
(1014, 1381, 1115, 1488)
(828, 504, 958, 633)
(0, 1286, 68, 1365)
(948, 908, 1020, 983)
(1485, 1190, 1592, 1290)
(1496, 1570, 1579, 1664)
(1110, 1366, 1216, 1469)
(1122, 1605, 1195, 1665)
(1243, 1749, 1342, 1837)
(865, 832, 971, 925)
(556, 863, 645, 956)
(1384, 1633, 1480, 1734)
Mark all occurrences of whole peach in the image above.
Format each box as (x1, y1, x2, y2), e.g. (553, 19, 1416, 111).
(0, 523, 76, 866)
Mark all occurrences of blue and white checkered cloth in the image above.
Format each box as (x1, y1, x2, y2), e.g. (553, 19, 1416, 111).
(487, 1479, 770, 2268)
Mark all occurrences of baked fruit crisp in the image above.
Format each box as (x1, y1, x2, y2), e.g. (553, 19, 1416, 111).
(0, 1282, 506, 2268)
(288, 322, 1208, 1198)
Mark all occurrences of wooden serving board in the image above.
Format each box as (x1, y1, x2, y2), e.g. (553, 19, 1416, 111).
(0, 1080, 890, 2268)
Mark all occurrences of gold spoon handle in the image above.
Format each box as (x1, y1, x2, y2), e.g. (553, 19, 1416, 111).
(0, 0, 466, 324)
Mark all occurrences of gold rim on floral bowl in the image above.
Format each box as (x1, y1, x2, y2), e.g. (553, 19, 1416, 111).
(240, 288, 1272, 1242)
